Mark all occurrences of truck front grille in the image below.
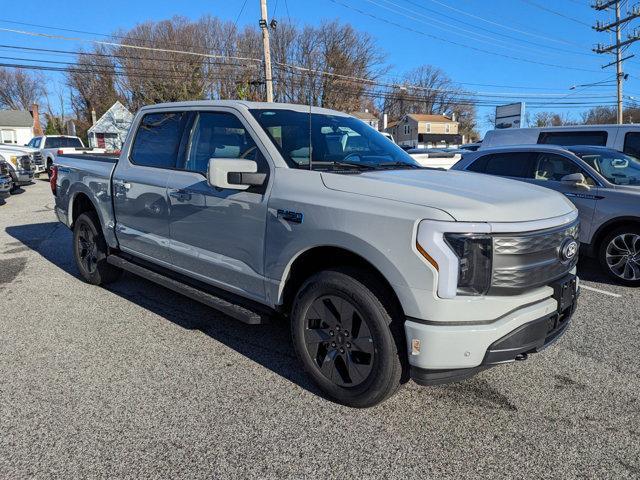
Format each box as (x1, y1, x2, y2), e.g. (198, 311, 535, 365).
(33, 152, 44, 165)
(490, 220, 579, 293)
(19, 157, 31, 170)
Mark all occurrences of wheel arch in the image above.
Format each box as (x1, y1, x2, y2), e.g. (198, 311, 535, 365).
(278, 245, 405, 319)
(590, 216, 640, 255)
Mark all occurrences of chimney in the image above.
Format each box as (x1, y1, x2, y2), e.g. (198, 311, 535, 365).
(30, 104, 43, 136)
(91, 109, 97, 125)
(451, 112, 456, 122)
(383, 113, 388, 130)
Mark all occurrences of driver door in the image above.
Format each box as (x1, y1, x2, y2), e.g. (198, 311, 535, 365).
(524, 152, 599, 242)
(165, 110, 271, 302)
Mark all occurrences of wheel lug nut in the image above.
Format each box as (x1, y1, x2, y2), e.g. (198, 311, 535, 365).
(339, 348, 345, 353)
(331, 342, 336, 348)
(343, 331, 349, 337)
(346, 342, 351, 348)
(329, 331, 334, 336)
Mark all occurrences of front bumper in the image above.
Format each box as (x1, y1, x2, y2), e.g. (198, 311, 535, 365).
(406, 277, 578, 385)
(12, 169, 34, 185)
(33, 164, 46, 175)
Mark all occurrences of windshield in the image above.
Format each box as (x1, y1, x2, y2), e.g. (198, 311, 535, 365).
(572, 149, 640, 186)
(45, 137, 83, 149)
(249, 109, 420, 171)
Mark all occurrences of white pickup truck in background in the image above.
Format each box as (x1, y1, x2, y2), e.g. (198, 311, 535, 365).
(27, 135, 106, 175)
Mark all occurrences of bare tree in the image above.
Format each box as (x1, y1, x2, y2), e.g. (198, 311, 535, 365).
(0, 67, 45, 110)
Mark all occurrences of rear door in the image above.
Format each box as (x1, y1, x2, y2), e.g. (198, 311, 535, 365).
(165, 109, 271, 301)
(523, 152, 599, 242)
(112, 110, 190, 264)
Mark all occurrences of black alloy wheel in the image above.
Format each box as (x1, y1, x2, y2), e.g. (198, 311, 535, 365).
(303, 294, 375, 387)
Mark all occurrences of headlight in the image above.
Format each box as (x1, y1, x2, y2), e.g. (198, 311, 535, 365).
(9, 155, 18, 166)
(444, 233, 492, 295)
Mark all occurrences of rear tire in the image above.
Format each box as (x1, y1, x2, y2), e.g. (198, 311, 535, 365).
(598, 225, 640, 286)
(291, 267, 405, 408)
(73, 211, 122, 286)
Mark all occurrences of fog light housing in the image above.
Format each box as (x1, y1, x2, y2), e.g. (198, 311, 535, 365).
(444, 233, 492, 295)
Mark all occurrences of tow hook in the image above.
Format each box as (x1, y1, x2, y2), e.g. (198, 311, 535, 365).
(515, 353, 529, 361)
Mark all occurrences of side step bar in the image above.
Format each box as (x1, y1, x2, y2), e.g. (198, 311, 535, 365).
(107, 255, 267, 325)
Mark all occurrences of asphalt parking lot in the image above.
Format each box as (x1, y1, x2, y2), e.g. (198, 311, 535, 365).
(1, 180, 639, 479)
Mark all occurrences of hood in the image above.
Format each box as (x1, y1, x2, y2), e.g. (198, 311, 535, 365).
(321, 169, 576, 223)
(0, 145, 36, 154)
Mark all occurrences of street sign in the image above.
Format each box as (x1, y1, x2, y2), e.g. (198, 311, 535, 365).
(495, 102, 525, 129)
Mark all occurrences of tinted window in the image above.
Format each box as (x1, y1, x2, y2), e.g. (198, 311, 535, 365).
(537, 131, 607, 147)
(181, 112, 268, 175)
(472, 152, 535, 177)
(532, 153, 594, 185)
(130, 112, 188, 168)
(623, 132, 640, 158)
(250, 109, 419, 170)
(44, 137, 83, 148)
(466, 154, 489, 172)
(573, 149, 640, 186)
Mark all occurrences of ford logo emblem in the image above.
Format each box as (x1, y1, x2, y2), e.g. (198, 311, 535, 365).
(560, 238, 579, 262)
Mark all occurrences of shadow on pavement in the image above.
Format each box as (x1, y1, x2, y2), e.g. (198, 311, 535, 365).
(5, 221, 320, 399)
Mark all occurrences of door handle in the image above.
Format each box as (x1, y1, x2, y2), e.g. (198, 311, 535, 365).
(168, 189, 191, 201)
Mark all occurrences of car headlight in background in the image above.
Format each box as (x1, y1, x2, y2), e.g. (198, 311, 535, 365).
(443, 233, 492, 295)
(9, 155, 18, 166)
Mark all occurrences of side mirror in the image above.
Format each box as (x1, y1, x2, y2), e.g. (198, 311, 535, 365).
(207, 158, 266, 190)
(561, 172, 590, 189)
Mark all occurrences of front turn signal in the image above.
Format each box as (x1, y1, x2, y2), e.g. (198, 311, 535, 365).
(416, 241, 439, 271)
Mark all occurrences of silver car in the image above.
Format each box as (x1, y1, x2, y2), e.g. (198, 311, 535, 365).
(453, 144, 640, 285)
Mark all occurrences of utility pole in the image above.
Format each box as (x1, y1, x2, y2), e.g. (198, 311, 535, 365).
(259, 0, 274, 103)
(593, 0, 640, 124)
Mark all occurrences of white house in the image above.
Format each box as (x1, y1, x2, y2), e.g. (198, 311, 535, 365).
(0, 110, 35, 146)
(87, 101, 134, 151)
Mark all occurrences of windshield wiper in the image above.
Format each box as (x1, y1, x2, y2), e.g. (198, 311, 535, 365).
(312, 161, 378, 171)
(377, 161, 422, 169)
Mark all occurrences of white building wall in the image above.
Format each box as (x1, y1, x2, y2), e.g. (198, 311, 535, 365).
(0, 126, 33, 146)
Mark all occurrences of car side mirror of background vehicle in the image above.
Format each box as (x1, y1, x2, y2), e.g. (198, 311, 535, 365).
(207, 158, 266, 190)
(561, 172, 590, 189)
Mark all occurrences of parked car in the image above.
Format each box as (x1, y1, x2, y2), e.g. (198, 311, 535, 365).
(480, 124, 640, 156)
(0, 148, 33, 191)
(0, 160, 13, 196)
(27, 135, 105, 175)
(407, 147, 462, 169)
(454, 144, 640, 285)
(0, 144, 44, 176)
(53, 100, 579, 407)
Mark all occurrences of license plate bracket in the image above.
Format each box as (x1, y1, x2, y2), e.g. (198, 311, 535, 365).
(551, 275, 577, 313)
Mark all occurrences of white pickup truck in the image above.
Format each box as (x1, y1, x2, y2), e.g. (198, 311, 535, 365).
(27, 135, 105, 175)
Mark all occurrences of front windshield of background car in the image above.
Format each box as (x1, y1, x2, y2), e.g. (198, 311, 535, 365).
(249, 109, 421, 171)
(572, 149, 640, 186)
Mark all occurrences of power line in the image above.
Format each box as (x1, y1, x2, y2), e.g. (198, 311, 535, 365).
(328, 0, 601, 72)
(396, 0, 596, 58)
(519, 0, 592, 26)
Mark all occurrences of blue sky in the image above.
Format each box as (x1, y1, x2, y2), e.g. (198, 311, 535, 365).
(1, 0, 637, 132)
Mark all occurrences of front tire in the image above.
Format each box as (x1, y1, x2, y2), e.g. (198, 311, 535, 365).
(291, 268, 405, 407)
(73, 211, 122, 285)
(599, 226, 640, 286)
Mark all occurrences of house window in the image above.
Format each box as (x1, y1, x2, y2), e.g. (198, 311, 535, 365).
(0, 129, 17, 144)
(404, 125, 410, 135)
(425, 123, 431, 133)
(445, 123, 451, 133)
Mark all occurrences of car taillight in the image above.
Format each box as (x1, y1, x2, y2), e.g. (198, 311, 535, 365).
(57, 149, 64, 155)
(50, 165, 58, 195)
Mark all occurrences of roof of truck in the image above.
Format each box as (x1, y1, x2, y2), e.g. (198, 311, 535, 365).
(139, 100, 351, 117)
